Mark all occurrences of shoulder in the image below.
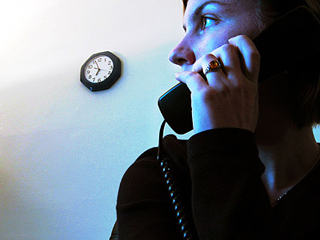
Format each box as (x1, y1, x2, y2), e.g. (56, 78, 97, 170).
(117, 135, 190, 207)
(117, 147, 168, 206)
(116, 146, 186, 239)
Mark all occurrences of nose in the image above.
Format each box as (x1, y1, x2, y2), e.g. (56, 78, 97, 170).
(169, 37, 196, 68)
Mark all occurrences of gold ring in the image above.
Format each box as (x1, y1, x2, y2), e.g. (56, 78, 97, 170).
(204, 60, 222, 75)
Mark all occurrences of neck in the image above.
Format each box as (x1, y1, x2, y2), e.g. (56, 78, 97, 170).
(256, 125, 319, 204)
(255, 73, 320, 204)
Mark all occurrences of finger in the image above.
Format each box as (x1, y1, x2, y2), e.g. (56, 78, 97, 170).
(192, 53, 223, 75)
(228, 35, 260, 83)
(192, 54, 224, 87)
(211, 44, 243, 80)
(175, 71, 207, 92)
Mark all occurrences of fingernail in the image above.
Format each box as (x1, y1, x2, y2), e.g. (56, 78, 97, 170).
(228, 36, 238, 43)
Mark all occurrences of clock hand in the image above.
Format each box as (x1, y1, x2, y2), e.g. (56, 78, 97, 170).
(94, 61, 102, 75)
(99, 68, 113, 71)
(94, 61, 101, 69)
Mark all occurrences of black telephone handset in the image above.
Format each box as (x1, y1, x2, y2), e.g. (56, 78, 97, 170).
(158, 6, 320, 134)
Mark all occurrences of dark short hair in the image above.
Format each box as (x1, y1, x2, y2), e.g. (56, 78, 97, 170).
(181, 0, 320, 128)
(256, 0, 320, 127)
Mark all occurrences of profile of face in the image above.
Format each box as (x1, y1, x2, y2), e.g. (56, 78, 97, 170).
(169, 0, 264, 71)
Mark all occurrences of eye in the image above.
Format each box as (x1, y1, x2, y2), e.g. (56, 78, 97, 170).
(201, 15, 220, 30)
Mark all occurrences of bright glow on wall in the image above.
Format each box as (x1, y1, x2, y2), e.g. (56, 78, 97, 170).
(0, 0, 187, 239)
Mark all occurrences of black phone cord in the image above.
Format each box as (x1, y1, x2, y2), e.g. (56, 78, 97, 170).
(157, 120, 196, 240)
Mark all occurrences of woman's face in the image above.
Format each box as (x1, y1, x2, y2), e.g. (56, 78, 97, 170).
(169, 0, 264, 71)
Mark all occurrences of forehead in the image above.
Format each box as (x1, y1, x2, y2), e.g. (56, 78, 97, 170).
(183, 0, 258, 23)
(184, 0, 257, 15)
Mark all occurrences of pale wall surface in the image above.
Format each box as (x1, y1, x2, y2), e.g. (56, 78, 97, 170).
(0, 0, 189, 239)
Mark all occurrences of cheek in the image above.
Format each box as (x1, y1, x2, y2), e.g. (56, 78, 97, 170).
(193, 31, 231, 59)
(191, 17, 260, 60)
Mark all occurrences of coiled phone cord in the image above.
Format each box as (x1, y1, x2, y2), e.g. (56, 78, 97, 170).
(157, 120, 196, 240)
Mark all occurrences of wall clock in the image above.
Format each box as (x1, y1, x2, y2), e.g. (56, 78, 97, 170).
(80, 51, 121, 91)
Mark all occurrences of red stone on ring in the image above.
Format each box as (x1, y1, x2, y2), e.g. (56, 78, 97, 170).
(204, 60, 222, 75)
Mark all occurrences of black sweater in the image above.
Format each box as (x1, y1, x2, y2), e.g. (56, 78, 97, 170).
(116, 129, 320, 239)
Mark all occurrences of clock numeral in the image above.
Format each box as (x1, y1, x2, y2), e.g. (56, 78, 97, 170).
(108, 61, 112, 65)
(87, 70, 90, 74)
(92, 77, 96, 82)
(104, 75, 108, 79)
(98, 58, 102, 62)
(89, 65, 93, 69)
(88, 75, 92, 79)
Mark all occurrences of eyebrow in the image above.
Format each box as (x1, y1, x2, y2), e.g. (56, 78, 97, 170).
(183, 0, 230, 30)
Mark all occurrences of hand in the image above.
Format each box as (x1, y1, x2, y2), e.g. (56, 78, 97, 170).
(175, 35, 260, 134)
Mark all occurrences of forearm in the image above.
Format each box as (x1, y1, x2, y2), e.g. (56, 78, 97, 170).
(188, 128, 275, 239)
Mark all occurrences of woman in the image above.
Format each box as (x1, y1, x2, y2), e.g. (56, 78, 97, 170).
(116, 0, 320, 239)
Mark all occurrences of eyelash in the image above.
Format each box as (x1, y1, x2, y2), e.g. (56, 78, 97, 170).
(201, 15, 220, 30)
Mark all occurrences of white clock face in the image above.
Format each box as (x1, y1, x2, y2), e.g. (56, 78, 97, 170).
(84, 55, 114, 83)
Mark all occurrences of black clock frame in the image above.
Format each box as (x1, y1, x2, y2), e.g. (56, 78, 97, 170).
(80, 51, 121, 91)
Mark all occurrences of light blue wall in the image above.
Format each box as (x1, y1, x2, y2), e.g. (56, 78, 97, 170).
(0, 0, 187, 239)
